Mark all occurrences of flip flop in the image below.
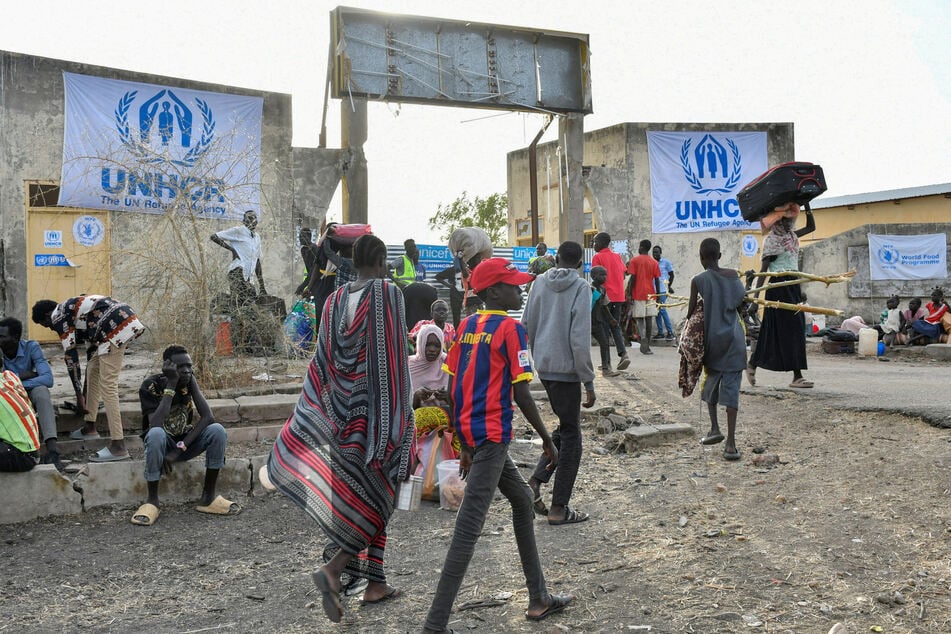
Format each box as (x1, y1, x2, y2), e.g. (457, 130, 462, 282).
(723, 449, 742, 461)
(195, 495, 241, 516)
(359, 586, 402, 606)
(89, 447, 130, 462)
(700, 432, 725, 445)
(788, 378, 814, 389)
(548, 507, 589, 526)
(312, 569, 344, 623)
(130, 503, 160, 526)
(69, 428, 101, 440)
(532, 495, 549, 517)
(617, 355, 631, 370)
(526, 593, 573, 622)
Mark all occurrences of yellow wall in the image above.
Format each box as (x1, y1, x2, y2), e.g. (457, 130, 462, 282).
(807, 194, 951, 241)
(737, 193, 951, 274)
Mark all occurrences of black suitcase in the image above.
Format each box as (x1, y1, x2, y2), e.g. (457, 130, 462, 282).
(737, 162, 827, 222)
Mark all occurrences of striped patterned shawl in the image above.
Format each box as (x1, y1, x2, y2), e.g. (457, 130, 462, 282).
(269, 279, 415, 554)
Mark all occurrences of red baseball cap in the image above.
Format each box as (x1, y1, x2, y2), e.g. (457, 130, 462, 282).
(469, 257, 534, 292)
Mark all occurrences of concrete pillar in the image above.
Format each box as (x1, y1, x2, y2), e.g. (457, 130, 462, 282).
(341, 98, 368, 224)
(558, 113, 585, 244)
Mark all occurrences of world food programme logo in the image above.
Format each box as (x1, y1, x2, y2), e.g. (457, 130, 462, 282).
(115, 89, 215, 167)
(742, 234, 759, 257)
(680, 134, 743, 194)
(877, 245, 900, 266)
(73, 215, 105, 247)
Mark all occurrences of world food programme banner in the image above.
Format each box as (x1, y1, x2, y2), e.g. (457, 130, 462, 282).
(647, 131, 768, 234)
(60, 72, 263, 220)
(868, 233, 948, 280)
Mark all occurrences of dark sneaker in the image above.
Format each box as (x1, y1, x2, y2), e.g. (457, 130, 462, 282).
(41, 450, 65, 472)
(616, 353, 631, 371)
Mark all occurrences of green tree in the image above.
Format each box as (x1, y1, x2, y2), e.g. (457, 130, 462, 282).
(428, 191, 508, 244)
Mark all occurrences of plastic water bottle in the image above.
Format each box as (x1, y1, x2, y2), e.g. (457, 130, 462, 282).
(877, 341, 885, 356)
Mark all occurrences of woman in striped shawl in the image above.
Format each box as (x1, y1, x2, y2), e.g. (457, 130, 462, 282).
(268, 234, 415, 623)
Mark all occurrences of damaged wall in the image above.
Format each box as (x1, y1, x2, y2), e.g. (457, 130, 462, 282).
(508, 121, 794, 327)
(0, 50, 341, 328)
(292, 147, 347, 228)
(802, 223, 951, 323)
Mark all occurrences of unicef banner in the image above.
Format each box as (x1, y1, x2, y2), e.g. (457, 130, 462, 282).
(647, 131, 768, 234)
(60, 72, 263, 220)
(868, 233, 948, 280)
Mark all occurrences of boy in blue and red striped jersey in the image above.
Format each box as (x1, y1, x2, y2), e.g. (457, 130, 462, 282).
(423, 258, 574, 633)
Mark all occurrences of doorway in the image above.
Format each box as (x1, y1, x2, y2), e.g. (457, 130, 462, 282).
(25, 181, 112, 342)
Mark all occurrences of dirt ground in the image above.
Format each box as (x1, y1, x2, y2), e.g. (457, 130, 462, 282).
(2, 352, 950, 634)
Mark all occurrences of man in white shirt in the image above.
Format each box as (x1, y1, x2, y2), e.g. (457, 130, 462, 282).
(211, 210, 267, 307)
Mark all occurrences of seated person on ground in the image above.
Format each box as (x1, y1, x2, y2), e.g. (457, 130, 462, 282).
(409, 324, 448, 393)
(840, 315, 869, 335)
(132, 345, 238, 526)
(899, 297, 925, 343)
(909, 287, 949, 344)
(0, 317, 62, 470)
(413, 386, 452, 433)
(408, 299, 456, 352)
(874, 295, 902, 346)
(0, 370, 40, 472)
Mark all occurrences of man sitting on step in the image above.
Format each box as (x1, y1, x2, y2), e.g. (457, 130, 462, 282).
(0, 317, 62, 470)
(131, 345, 238, 526)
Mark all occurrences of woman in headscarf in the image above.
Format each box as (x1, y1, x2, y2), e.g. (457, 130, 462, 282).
(408, 323, 448, 394)
(747, 202, 816, 388)
(267, 234, 415, 623)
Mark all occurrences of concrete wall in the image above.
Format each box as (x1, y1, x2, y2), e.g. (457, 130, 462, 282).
(508, 121, 794, 327)
(802, 223, 951, 323)
(292, 147, 347, 228)
(0, 50, 341, 326)
(808, 192, 951, 240)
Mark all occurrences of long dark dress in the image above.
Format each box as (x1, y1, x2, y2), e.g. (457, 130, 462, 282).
(749, 283, 807, 372)
(268, 279, 415, 583)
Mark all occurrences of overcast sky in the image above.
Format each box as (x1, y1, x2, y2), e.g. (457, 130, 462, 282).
(2, 0, 948, 244)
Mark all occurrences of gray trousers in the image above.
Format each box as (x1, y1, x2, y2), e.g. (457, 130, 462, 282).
(26, 385, 56, 443)
(424, 441, 548, 631)
(144, 423, 227, 482)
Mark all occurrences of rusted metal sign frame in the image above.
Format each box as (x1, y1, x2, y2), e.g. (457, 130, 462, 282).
(331, 6, 592, 115)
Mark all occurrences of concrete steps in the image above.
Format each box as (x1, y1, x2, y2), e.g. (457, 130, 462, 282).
(54, 392, 299, 436)
(1, 424, 284, 525)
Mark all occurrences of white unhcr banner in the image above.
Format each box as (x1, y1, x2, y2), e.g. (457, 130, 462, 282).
(647, 131, 768, 234)
(60, 72, 263, 220)
(868, 233, 948, 280)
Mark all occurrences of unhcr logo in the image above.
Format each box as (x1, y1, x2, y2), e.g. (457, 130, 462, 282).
(115, 88, 215, 167)
(680, 134, 743, 195)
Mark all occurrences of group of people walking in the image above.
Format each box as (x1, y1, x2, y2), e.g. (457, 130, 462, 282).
(6, 197, 937, 631)
(266, 235, 581, 630)
(262, 202, 824, 628)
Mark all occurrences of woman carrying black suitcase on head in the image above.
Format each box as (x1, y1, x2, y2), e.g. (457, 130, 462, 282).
(746, 202, 816, 389)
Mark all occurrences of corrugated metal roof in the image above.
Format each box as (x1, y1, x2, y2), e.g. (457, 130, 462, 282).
(810, 183, 951, 209)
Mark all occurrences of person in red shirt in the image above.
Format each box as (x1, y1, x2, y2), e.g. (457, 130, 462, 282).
(424, 258, 572, 631)
(590, 232, 631, 372)
(626, 239, 662, 355)
(909, 287, 948, 344)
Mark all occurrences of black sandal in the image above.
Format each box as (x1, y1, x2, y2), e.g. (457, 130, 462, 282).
(548, 507, 589, 526)
(526, 593, 573, 621)
(533, 495, 549, 517)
